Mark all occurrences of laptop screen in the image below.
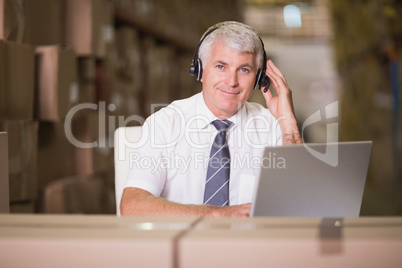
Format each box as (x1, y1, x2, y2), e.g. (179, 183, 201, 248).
(250, 141, 373, 217)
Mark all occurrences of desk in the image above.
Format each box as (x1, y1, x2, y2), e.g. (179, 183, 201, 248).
(0, 215, 401, 268)
(179, 217, 402, 268)
(0, 214, 200, 268)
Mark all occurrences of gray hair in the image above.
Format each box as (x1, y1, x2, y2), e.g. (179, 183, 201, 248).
(198, 21, 264, 70)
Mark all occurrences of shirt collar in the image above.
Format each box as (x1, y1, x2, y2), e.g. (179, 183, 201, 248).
(194, 91, 247, 131)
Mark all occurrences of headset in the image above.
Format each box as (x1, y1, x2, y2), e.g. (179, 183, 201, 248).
(189, 27, 270, 90)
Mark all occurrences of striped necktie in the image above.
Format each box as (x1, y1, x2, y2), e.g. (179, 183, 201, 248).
(203, 119, 232, 206)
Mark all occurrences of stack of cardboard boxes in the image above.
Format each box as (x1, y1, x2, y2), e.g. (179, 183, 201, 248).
(0, 9, 37, 211)
(39, 0, 115, 214)
(105, 27, 142, 118)
(0, 0, 242, 214)
(0, 0, 115, 214)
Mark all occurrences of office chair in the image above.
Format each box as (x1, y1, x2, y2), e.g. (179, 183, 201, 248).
(113, 126, 142, 216)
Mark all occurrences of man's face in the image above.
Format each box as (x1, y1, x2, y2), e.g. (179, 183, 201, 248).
(201, 42, 258, 119)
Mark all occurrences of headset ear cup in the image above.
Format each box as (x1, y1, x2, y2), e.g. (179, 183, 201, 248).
(189, 60, 201, 79)
(189, 64, 196, 76)
(196, 59, 203, 81)
(189, 27, 218, 81)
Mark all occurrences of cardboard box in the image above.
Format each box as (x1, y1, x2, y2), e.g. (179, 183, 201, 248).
(0, 132, 9, 213)
(24, 0, 62, 45)
(115, 27, 141, 82)
(0, 214, 200, 268)
(106, 78, 141, 117)
(35, 45, 79, 122)
(64, 0, 114, 57)
(145, 39, 174, 109)
(93, 139, 114, 175)
(77, 57, 97, 103)
(37, 122, 74, 191)
(9, 200, 35, 213)
(78, 82, 97, 104)
(102, 41, 143, 119)
(179, 217, 402, 268)
(100, 41, 119, 101)
(70, 110, 98, 176)
(0, 40, 34, 120)
(43, 175, 105, 214)
(0, 120, 38, 202)
(115, 0, 155, 27)
(71, 108, 114, 176)
(0, 0, 30, 43)
(78, 57, 97, 83)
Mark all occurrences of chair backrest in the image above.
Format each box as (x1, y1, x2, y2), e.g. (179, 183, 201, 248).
(114, 126, 142, 216)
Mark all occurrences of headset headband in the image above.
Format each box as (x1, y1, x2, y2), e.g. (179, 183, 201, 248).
(189, 25, 270, 90)
(190, 27, 218, 67)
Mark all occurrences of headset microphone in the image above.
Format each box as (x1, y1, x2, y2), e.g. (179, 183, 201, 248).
(261, 76, 271, 93)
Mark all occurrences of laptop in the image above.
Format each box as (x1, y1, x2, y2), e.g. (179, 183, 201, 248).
(250, 141, 373, 217)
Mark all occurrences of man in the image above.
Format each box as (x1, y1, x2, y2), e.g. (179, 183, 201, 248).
(120, 21, 301, 217)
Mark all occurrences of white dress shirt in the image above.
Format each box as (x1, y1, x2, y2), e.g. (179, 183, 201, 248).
(125, 92, 282, 205)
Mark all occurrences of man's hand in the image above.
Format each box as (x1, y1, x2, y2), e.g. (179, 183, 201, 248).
(262, 60, 302, 144)
(121, 187, 251, 218)
(207, 203, 251, 218)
